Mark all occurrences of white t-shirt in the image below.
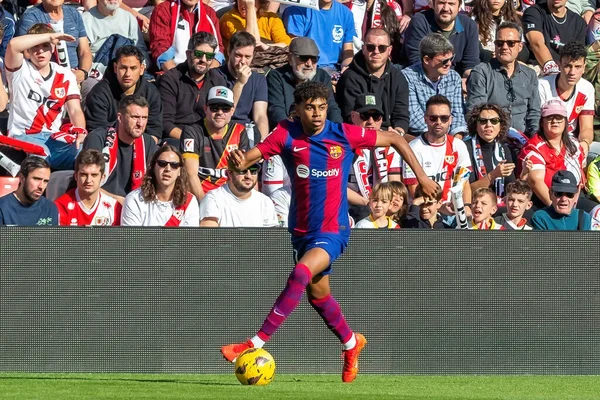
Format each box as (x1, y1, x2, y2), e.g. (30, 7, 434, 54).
(200, 184, 279, 227)
(7, 60, 80, 137)
(402, 135, 471, 203)
(538, 75, 595, 135)
(121, 188, 200, 226)
(355, 215, 399, 229)
(261, 155, 291, 227)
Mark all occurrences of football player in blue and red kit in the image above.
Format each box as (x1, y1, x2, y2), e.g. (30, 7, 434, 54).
(221, 82, 440, 382)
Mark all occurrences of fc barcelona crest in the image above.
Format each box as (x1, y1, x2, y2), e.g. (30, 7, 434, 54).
(445, 155, 455, 164)
(329, 145, 342, 159)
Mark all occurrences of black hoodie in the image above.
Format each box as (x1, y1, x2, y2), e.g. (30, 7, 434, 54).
(84, 60, 163, 141)
(336, 52, 409, 133)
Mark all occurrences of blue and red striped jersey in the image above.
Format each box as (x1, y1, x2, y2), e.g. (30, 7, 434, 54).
(256, 120, 377, 237)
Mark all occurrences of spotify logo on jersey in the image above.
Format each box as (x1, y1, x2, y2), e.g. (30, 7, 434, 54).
(296, 164, 310, 178)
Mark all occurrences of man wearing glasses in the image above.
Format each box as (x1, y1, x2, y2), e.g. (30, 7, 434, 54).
(158, 32, 227, 140)
(403, 94, 472, 210)
(402, 33, 466, 138)
(466, 22, 540, 137)
(337, 28, 409, 138)
(267, 37, 342, 131)
(85, 45, 163, 144)
(531, 170, 592, 230)
(199, 162, 278, 227)
(180, 86, 249, 202)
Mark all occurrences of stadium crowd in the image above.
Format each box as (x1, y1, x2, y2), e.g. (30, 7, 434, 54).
(0, 0, 600, 230)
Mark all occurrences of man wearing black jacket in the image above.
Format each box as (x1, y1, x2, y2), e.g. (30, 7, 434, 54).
(266, 37, 342, 131)
(336, 28, 409, 137)
(84, 45, 163, 143)
(158, 32, 226, 140)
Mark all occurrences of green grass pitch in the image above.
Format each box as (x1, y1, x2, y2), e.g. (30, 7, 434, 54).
(1, 374, 599, 400)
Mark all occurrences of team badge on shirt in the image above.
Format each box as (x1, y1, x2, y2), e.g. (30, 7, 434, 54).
(184, 139, 194, 152)
(445, 155, 455, 164)
(329, 145, 343, 159)
(54, 88, 66, 98)
(173, 209, 184, 221)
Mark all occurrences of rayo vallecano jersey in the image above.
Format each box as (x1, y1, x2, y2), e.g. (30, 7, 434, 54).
(6, 60, 80, 137)
(55, 189, 122, 226)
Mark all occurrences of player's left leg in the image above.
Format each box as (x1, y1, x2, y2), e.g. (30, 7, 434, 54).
(307, 275, 367, 383)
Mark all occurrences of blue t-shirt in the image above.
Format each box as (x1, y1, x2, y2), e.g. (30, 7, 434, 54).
(215, 65, 268, 126)
(531, 207, 592, 230)
(283, 2, 355, 69)
(0, 193, 59, 226)
(16, 5, 87, 69)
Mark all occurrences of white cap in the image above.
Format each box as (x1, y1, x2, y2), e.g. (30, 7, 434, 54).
(207, 86, 234, 107)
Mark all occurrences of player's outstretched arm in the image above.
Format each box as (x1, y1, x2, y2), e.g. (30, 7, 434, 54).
(375, 130, 440, 199)
(5, 33, 76, 70)
(227, 147, 263, 172)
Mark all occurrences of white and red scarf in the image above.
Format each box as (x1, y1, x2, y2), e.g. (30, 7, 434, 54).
(165, 192, 194, 227)
(101, 127, 146, 191)
(471, 137, 506, 203)
(353, 147, 393, 199)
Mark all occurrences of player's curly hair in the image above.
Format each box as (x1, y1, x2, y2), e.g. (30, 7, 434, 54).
(466, 103, 510, 142)
(293, 81, 330, 106)
(140, 145, 189, 207)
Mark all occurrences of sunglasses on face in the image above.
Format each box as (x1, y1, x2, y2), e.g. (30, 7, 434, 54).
(427, 115, 451, 123)
(209, 105, 232, 113)
(553, 191, 576, 199)
(360, 112, 383, 122)
(365, 44, 390, 53)
(234, 165, 261, 175)
(156, 160, 182, 169)
(298, 55, 319, 63)
(494, 40, 519, 48)
(544, 115, 566, 122)
(477, 117, 501, 125)
(193, 50, 216, 60)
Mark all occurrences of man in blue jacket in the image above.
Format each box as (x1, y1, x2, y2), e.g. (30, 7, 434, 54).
(401, 0, 479, 78)
(531, 170, 592, 230)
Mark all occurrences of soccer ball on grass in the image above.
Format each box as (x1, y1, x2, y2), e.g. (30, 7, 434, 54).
(234, 348, 276, 386)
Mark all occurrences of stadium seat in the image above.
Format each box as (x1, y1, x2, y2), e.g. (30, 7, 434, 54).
(0, 177, 19, 197)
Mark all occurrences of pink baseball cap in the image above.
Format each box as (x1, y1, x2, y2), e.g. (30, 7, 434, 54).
(541, 100, 567, 117)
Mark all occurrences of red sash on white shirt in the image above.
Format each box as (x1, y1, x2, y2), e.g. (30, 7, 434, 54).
(165, 192, 194, 226)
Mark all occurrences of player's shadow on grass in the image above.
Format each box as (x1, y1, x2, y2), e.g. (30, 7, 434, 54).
(0, 376, 240, 386)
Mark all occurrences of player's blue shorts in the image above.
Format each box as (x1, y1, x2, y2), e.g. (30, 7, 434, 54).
(290, 234, 349, 276)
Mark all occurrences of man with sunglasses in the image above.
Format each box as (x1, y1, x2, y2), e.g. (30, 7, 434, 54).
(181, 86, 249, 202)
(538, 41, 594, 156)
(466, 22, 540, 137)
(85, 45, 163, 144)
(347, 93, 402, 221)
(402, 0, 479, 78)
(402, 94, 472, 211)
(199, 162, 278, 227)
(337, 28, 409, 138)
(531, 170, 592, 230)
(158, 32, 227, 140)
(267, 37, 342, 131)
(402, 33, 467, 138)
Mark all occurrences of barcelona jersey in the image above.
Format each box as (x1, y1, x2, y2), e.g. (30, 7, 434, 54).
(256, 120, 377, 237)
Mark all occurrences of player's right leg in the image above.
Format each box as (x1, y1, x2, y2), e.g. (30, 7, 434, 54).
(220, 247, 331, 363)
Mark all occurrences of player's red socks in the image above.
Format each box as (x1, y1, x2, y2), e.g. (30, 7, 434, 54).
(309, 293, 353, 344)
(257, 264, 313, 342)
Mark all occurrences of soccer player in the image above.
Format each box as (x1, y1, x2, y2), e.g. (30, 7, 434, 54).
(55, 149, 122, 226)
(221, 81, 440, 383)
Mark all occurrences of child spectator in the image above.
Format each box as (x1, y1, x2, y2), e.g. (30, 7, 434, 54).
(388, 181, 408, 226)
(403, 182, 452, 229)
(494, 180, 533, 230)
(470, 187, 503, 229)
(355, 182, 399, 229)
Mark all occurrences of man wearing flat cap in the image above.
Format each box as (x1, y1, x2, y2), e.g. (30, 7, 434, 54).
(531, 170, 592, 230)
(266, 36, 342, 130)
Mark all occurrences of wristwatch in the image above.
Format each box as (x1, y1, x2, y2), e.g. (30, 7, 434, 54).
(76, 68, 89, 80)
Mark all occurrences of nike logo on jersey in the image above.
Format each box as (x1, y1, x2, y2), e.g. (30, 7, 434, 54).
(293, 146, 307, 152)
(273, 309, 285, 317)
(315, 241, 329, 245)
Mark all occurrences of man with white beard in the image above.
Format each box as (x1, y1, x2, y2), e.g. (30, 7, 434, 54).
(266, 37, 342, 130)
(82, 0, 147, 77)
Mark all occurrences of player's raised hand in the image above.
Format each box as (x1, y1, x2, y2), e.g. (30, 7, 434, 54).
(50, 33, 76, 44)
(228, 149, 246, 171)
(419, 177, 441, 200)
